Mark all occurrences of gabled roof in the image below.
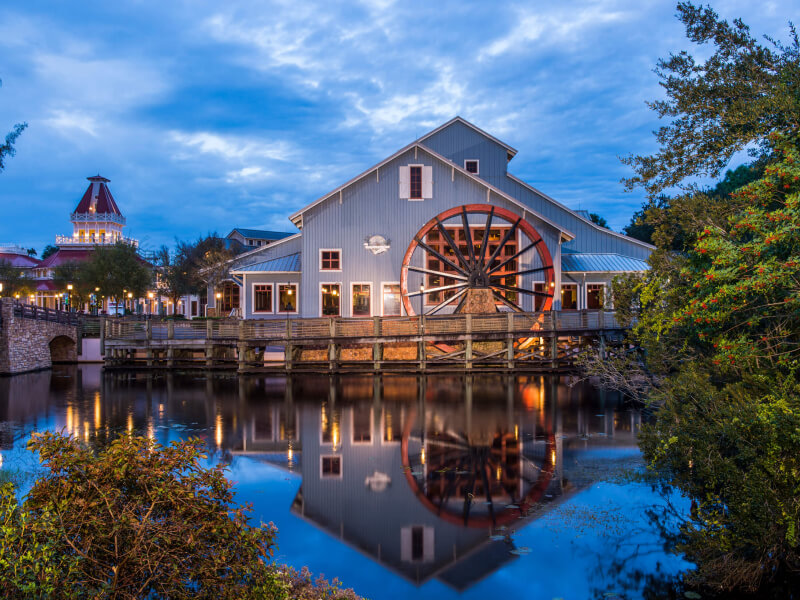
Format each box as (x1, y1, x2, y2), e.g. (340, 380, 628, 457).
(73, 175, 122, 216)
(228, 228, 295, 241)
(230, 253, 301, 273)
(0, 252, 40, 268)
(561, 253, 649, 273)
(416, 116, 518, 160)
(39, 249, 94, 268)
(289, 141, 574, 240)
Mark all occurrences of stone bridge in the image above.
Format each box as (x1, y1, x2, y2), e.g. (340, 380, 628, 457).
(0, 298, 81, 375)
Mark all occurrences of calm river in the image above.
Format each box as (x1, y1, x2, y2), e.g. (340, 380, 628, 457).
(0, 365, 691, 599)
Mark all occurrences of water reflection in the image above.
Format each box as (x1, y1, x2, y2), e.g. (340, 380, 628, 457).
(0, 366, 684, 599)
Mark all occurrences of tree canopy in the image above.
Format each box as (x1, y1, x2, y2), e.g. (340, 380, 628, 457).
(0, 79, 27, 173)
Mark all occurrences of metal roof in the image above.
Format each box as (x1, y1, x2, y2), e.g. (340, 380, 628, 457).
(561, 253, 649, 273)
(230, 228, 294, 240)
(231, 253, 301, 273)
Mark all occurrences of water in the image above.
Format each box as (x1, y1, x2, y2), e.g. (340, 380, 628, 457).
(0, 366, 692, 599)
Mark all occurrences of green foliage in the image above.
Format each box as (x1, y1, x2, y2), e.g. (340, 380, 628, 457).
(51, 262, 92, 307)
(40, 245, 58, 260)
(0, 78, 27, 173)
(621, 2, 799, 196)
(0, 433, 283, 599)
(82, 242, 153, 303)
(589, 213, 609, 228)
(0, 259, 33, 298)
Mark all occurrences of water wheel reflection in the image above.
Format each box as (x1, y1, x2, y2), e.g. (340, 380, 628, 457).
(401, 406, 556, 528)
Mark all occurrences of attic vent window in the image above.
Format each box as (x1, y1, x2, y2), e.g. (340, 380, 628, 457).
(465, 160, 479, 174)
(410, 166, 422, 199)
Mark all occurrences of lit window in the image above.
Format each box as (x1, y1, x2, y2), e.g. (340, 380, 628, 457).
(352, 283, 371, 317)
(410, 166, 422, 199)
(321, 284, 341, 316)
(533, 283, 548, 311)
(253, 284, 273, 313)
(561, 284, 578, 310)
(465, 160, 479, 174)
(321, 456, 341, 477)
(587, 284, 605, 309)
(278, 284, 297, 313)
(382, 284, 401, 316)
(321, 250, 341, 270)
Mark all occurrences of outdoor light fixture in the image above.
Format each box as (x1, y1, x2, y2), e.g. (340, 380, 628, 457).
(147, 292, 154, 299)
(127, 292, 133, 299)
(215, 292, 222, 300)
(67, 284, 73, 291)
(95, 287, 100, 292)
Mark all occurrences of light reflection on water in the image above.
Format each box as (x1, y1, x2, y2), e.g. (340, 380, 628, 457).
(0, 365, 692, 599)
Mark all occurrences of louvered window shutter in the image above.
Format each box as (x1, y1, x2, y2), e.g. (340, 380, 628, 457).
(422, 166, 433, 199)
(422, 527, 434, 562)
(399, 166, 410, 199)
(400, 527, 412, 561)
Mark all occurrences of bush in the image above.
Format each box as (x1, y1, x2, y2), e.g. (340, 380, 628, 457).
(0, 433, 285, 599)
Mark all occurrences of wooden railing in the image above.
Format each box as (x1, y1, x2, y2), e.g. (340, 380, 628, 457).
(12, 302, 82, 326)
(103, 310, 623, 343)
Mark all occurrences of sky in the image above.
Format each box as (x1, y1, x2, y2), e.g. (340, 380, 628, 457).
(0, 0, 794, 255)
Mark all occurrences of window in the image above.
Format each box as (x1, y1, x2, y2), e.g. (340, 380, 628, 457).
(533, 282, 549, 311)
(424, 226, 518, 305)
(411, 526, 424, 560)
(410, 165, 422, 199)
(382, 283, 401, 316)
(321, 284, 341, 316)
(278, 284, 297, 313)
(465, 160, 479, 174)
(321, 456, 341, 478)
(352, 409, 372, 443)
(561, 283, 578, 310)
(253, 284, 273, 313)
(586, 283, 605, 309)
(320, 249, 341, 270)
(352, 283, 371, 317)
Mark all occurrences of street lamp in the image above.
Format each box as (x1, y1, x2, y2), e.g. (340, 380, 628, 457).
(67, 284, 73, 311)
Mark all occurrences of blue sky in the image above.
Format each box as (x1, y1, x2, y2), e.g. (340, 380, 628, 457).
(0, 0, 794, 254)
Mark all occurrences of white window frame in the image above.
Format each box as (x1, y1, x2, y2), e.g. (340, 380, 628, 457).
(319, 248, 342, 272)
(380, 407, 404, 445)
(277, 282, 299, 314)
(380, 281, 403, 317)
(251, 282, 274, 314)
(350, 282, 373, 318)
(532, 280, 547, 312)
(560, 282, 579, 311)
(351, 408, 374, 445)
(320, 455, 343, 479)
(464, 159, 479, 175)
(408, 164, 425, 201)
(320, 282, 342, 317)
(585, 281, 607, 310)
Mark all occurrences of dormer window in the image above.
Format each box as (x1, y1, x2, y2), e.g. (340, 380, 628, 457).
(465, 160, 479, 174)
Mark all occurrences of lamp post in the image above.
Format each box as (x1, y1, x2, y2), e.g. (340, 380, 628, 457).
(67, 284, 73, 312)
(127, 292, 133, 315)
(147, 291, 154, 315)
(0, 282, 3, 297)
(215, 291, 222, 316)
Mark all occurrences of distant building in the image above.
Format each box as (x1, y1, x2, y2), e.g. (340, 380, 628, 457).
(226, 228, 294, 251)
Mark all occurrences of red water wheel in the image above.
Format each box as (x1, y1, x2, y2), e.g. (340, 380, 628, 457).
(400, 204, 555, 316)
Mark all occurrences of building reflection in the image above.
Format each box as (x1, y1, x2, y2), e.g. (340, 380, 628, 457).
(0, 367, 641, 590)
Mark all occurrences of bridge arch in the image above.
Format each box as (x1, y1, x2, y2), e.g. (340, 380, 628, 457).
(49, 335, 77, 363)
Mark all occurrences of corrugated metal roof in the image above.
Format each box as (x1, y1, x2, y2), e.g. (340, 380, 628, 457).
(231, 253, 301, 273)
(232, 228, 294, 240)
(561, 253, 649, 273)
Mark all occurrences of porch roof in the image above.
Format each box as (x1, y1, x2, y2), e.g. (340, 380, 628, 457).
(561, 253, 649, 273)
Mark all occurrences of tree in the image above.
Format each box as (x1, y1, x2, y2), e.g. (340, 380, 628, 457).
(26, 248, 36, 257)
(41, 245, 58, 260)
(0, 260, 33, 298)
(0, 432, 283, 599)
(155, 244, 195, 309)
(621, 2, 799, 197)
(52, 262, 92, 309)
(82, 243, 152, 307)
(0, 79, 27, 173)
(588, 213, 609, 228)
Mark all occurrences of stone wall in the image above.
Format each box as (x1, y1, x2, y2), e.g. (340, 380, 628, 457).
(0, 298, 79, 375)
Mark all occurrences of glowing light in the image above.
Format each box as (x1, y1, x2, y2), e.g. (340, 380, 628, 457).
(514, 425, 519, 441)
(127, 412, 134, 434)
(94, 393, 101, 431)
(66, 404, 74, 434)
(147, 292, 154, 299)
(420, 446, 426, 465)
(83, 421, 90, 442)
(551, 450, 556, 465)
(215, 413, 223, 448)
(496, 466, 502, 481)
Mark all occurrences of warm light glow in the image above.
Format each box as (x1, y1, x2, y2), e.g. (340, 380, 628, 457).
(94, 393, 101, 431)
(95, 287, 100, 292)
(215, 413, 223, 448)
(420, 446, 426, 465)
(287, 288, 293, 295)
(127, 292, 133, 299)
(496, 466, 502, 481)
(67, 284, 73, 291)
(215, 292, 222, 299)
(147, 292, 154, 299)
(514, 424, 519, 441)
(127, 412, 134, 434)
(550, 281, 555, 288)
(66, 404, 74, 434)
(83, 421, 90, 442)
(551, 450, 556, 465)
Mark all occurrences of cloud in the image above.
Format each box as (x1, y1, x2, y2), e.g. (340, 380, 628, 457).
(168, 131, 296, 163)
(42, 109, 99, 137)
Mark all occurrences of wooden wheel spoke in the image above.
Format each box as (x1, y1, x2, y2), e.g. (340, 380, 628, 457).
(435, 218, 471, 271)
(426, 287, 469, 316)
(490, 265, 554, 279)
(478, 207, 494, 268)
(484, 217, 521, 269)
(461, 207, 477, 266)
(414, 237, 469, 277)
(406, 265, 468, 281)
(491, 289, 524, 312)
(404, 282, 468, 298)
(492, 283, 553, 298)
(488, 239, 543, 275)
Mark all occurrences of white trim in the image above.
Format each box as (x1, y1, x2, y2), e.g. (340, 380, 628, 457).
(380, 281, 402, 317)
(464, 159, 479, 175)
(506, 173, 656, 250)
(350, 281, 373, 318)
(320, 455, 343, 479)
(350, 408, 374, 445)
(380, 407, 403, 444)
(251, 282, 274, 314)
(277, 282, 299, 314)
(560, 282, 579, 311)
(319, 248, 342, 272)
(320, 282, 342, 317)
(585, 281, 607, 310)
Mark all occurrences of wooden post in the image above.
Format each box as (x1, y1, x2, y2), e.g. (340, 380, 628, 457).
(99, 316, 106, 356)
(328, 318, 336, 371)
(506, 312, 514, 370)
(285, 318, 293, 371)
(206, 318, 213, 341)
(146, 320, 153, 367)
(465, 314, 473, 370)
(167, 320, 174, 340)
(372, 316, 381, 371)
(238, 320, 247, 372)
(550, 335, 559, 369)
(418, 315, 426, 371)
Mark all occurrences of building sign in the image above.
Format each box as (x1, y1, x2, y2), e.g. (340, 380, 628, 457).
(364, 235, 390, 255)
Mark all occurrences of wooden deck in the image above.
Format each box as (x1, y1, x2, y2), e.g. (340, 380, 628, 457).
(101, 310, 626, 373)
